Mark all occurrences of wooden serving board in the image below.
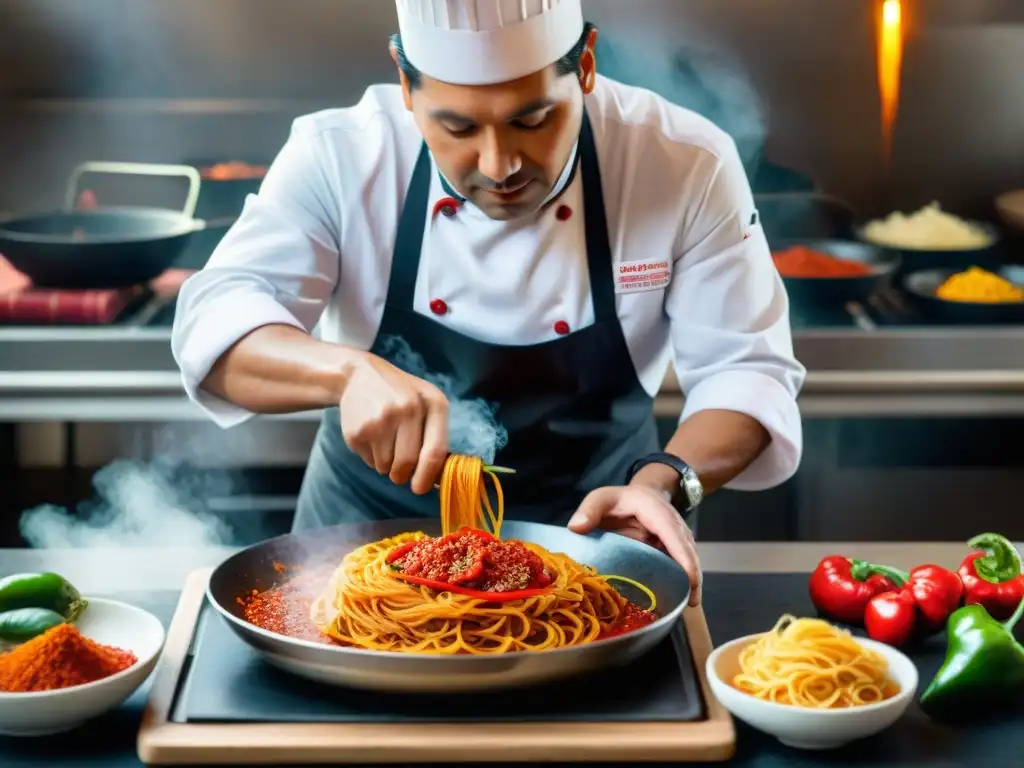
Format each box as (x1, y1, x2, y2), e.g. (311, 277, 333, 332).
(137, 568, 735, 765)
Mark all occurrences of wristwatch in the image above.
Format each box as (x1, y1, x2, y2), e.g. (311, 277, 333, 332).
(625, 452, 704, 513)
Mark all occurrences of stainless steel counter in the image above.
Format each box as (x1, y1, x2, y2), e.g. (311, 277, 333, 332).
(1, 326, 1024, 421)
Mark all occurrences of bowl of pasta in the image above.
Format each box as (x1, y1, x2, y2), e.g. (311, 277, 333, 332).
(706, 615, 918, 750)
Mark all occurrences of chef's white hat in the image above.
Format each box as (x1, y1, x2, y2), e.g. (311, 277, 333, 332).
(395, 0, 585, 86)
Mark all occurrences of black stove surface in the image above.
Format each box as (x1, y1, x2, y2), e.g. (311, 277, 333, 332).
(173, 597, 705, 725)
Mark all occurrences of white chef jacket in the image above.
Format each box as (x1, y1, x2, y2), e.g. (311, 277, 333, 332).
(172, 73, 806, 492)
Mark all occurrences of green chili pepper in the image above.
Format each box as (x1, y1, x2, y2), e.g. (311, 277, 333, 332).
(0, 572, 88, 622)
(919, 593, 1024, 719)
(0, 607, 67, 643)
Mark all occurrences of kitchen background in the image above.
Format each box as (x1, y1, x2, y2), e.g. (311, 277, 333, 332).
(1, 0, 1023, 548)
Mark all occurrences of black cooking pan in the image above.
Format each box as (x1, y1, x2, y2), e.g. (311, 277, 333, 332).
(901, 265, 1024, 324)
(0, 162, 232, 289)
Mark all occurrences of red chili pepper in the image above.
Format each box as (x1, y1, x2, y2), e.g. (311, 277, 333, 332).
(958, 532, 1024, 621)
(864, 564, 963, 647)
(808, 555, 909, 624)
(391, 572, 554, 602)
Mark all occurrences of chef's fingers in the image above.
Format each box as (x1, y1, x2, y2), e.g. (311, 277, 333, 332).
(338, 412, 376, 470)
(411, 392, 449, 495)
(390, 415, 423, 487)
(684, 539, 703, 606)
(567, 487, 619, 533)
(611, 526, 651, 543)
(640, 507, 702, 605)
(372, 431, 396, 476)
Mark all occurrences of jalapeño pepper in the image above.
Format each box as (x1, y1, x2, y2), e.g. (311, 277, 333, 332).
(0, 572, 87, 622)
(919, 594, 1024, 719)
(0, 607, 67, 644)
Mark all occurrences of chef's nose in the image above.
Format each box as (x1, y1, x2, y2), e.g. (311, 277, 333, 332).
(477, 130, 522, 186)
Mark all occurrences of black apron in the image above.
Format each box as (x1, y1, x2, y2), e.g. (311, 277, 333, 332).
(292, 111, 662, 531)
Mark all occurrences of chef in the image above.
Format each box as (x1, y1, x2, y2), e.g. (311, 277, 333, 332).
(172, 0, 805, 607)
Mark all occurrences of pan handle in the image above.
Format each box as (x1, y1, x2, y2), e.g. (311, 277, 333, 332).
(64, 162, 202, 218)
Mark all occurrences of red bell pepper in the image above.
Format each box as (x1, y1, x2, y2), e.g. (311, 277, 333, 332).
(958, 533, 1024, 621)
(864, 564, 964, 647)
(808, 555, 909, 624)
(391, 572, 554, 602)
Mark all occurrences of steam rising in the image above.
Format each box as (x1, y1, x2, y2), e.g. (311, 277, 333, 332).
(596, 34, 767, 170)
(18, 337, 507, 549)
(19, 458, 239, 549)
(377, 335, 508, 465)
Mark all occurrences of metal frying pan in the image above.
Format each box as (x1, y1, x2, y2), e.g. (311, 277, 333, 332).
(0, 162, 233, 289)
(206, 519, 691, 694)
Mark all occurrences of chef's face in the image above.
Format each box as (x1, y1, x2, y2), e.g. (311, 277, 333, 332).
(393, 31, 598, 220)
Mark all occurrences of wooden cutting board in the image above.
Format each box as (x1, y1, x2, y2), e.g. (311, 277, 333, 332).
(137, 568, 735, 765)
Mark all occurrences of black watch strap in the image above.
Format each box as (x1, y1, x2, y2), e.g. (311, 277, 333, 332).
(625, 452, 703, 513)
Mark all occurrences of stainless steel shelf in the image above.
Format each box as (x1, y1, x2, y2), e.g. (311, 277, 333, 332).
(2, 326, 1024, 420)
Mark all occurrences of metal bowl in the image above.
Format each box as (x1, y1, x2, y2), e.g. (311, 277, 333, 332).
(206, 519, 691, 694)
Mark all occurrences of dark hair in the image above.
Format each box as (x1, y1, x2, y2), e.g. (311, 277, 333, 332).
(390, 21, 596, 90)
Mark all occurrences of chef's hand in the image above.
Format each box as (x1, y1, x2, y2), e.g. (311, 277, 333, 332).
(339, 351, 450, 495)
(568, 486, 702, 607)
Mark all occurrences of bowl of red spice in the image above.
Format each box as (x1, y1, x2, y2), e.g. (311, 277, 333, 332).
(0, 598, 165, 736)
(771, 239, 900, 309)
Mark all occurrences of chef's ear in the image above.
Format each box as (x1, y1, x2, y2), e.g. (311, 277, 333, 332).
(389, 42, 414, 110)
(578, 27, 598, 95)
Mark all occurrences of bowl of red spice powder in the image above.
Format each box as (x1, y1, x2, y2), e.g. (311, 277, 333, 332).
(0, 597, 165, 736)
(771, 239, 900, 309)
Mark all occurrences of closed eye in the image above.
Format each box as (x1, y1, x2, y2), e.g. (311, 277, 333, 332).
(512, 111, 551, 131)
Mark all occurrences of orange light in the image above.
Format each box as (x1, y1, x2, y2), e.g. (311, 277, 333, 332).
(877, 0, 904, 162)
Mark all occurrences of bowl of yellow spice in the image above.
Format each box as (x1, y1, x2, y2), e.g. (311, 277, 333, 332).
(901, 265, 1024, 324)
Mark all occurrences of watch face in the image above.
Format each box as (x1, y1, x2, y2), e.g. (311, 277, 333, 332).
(681, 468, 704, 509)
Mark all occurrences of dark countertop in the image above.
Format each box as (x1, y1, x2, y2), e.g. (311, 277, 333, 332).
(0, 544, 1016, 768)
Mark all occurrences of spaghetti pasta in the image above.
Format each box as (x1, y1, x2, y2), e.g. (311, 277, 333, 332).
(731, 615, 899, 708)
(307, 454, 659, 654)
(439, 454, 504, 538)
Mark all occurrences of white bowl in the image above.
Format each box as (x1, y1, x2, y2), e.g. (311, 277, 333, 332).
(0, 597, 166, 736)
(706, 632, 918, 750)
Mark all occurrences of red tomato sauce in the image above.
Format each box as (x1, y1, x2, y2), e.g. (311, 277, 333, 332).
(387, 527, 553, 593)
(600, 602, 658, 639)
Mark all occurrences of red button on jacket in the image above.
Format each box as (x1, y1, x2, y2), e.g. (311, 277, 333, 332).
(432, 197, 461, 219)
(429, 299, 448, 316)
(553, 320, 570, 335)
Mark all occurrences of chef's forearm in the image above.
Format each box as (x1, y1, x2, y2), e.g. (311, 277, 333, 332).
(629, 409, 772, 500)
(201, 324, 359, 413)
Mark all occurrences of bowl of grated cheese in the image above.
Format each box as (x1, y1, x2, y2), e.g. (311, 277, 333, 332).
(855, 202, 1001, 275)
